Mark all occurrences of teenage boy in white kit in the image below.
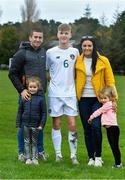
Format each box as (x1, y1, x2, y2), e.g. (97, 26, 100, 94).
(46, 24, 79, 165)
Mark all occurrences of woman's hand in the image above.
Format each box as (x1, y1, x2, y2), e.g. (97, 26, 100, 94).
(112, 101, 117, 112)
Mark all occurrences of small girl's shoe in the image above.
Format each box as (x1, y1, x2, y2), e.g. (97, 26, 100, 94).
(94, 157, 103, 167)
(88, 158, 95, 166)
(25, 159, 32, 165)
(32, 158, 39, 165)
(112, 164, 123, 168)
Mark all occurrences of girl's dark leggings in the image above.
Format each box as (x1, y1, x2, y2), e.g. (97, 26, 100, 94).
(106, 126, 121, 165)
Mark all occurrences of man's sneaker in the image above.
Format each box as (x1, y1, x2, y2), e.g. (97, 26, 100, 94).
(71, 157, 79, 165)
(94, 157, 103, 167)
(112, 164, 123, 169)
(25, 159, 32, 165)
(18, 153, 25, 162)
(32, 158, 39, 165)
(88, 158, 95, 166)
(38, 151, 49, 161)
(56, 155, 63, 162)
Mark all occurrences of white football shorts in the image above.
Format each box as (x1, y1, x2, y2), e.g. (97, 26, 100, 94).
(48, 97, 78, 117)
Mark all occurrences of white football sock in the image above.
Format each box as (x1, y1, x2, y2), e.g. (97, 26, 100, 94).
(52, 128, 62, 157)
(68, 131, 78, 159)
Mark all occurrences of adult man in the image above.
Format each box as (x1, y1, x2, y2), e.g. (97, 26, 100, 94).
(8, 28, 47, 161)
(46, 24, 79, 164)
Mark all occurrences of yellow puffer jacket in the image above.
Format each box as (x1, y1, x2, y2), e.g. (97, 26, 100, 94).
(75, 53, 117, 100)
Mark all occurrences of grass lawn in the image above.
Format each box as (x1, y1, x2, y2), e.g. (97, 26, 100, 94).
(0, 70, 125, 179)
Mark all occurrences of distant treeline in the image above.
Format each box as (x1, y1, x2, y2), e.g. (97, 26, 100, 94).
(0, 10, 125, 73)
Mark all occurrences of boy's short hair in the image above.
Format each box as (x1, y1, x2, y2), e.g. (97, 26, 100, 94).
(29, 28, 43, 37)
(58, 23, 71, 32)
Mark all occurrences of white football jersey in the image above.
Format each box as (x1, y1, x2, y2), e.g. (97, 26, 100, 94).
(46, 46, 79, 97)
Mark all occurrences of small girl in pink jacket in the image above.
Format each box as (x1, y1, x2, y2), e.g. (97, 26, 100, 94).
(88, 87, 122, 168)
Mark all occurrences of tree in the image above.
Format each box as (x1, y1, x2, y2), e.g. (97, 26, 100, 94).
(0, 27, 19, 64)
(21, 0, 40, 22)
(95, 26, 112, 55)
(109, 11, 125, 72)
(83, 4, 91, 19)
(100, 12, 108, 26)
(112, 5, 121, 25)
(0, 6, 2, 20)
(73, 17, 100, 44)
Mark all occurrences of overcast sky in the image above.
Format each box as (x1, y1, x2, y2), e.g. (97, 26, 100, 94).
(0, 0, 125, 26)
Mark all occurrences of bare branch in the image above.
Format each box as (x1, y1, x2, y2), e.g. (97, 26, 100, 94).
(0, 6, 3, 18)
(20, 0, 40, 22)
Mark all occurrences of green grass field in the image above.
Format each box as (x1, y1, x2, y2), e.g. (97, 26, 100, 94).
(0, 71, 125, 179)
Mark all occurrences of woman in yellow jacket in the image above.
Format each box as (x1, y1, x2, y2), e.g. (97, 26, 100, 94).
(75, 36, 117, 167)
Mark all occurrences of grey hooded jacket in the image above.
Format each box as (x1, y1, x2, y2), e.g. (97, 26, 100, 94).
(8, 41, 47, 94)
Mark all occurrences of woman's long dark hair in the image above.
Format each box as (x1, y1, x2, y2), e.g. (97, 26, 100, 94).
(80, 36, 99, 74)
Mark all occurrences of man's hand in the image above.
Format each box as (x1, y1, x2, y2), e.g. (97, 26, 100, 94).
(21, 89, 31, 101)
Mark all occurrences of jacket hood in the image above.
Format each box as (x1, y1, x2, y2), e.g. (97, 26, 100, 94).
(19, 41, 31, 49)
(19, 41, 42, 51)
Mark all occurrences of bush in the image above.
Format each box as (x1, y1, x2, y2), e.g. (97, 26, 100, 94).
(0, 64, 9, 70)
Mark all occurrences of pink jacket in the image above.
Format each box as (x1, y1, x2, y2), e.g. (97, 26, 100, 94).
(89, 101, 118, 126)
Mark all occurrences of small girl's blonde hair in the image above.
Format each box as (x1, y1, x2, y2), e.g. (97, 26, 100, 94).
(99, 86, 117, 102)
(26, 76, 41, 89)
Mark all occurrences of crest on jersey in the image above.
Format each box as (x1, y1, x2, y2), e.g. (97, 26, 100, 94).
(48, 109, 52, 114)
(70, 54, 75, 60)
(56, 56, 60, 59)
